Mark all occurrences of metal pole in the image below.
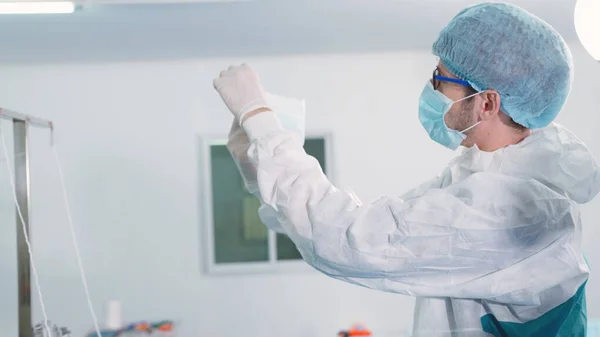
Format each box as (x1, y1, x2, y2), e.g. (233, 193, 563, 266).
(1, 109, 53, 336)
(14, 120, 32, 337)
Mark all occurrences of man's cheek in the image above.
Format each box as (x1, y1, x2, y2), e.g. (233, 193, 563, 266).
(444, 109, 457, 129)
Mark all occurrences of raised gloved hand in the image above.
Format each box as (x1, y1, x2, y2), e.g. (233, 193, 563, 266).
(213, 64, 270, 123)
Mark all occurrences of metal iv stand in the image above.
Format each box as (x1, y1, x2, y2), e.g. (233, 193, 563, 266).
(0, 109, 70, 337)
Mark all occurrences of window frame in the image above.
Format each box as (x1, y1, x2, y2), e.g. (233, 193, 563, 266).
(198, 131, 334, 275)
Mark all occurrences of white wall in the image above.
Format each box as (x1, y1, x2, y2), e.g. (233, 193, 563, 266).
(0, 46, 599, 337)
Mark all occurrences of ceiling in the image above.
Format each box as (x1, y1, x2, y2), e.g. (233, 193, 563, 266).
(0, 0, 580, 64)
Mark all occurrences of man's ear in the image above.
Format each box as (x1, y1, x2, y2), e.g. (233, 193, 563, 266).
(480, 90, 501, 120)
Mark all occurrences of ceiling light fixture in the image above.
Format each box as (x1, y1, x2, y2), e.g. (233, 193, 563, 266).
(0, 1, 75, 15)
(574, 0, 600, 61)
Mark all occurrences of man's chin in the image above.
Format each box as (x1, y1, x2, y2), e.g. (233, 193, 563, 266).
(461, 140, 475, 148)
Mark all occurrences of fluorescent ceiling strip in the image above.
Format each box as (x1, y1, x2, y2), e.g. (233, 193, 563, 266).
(0, 1, 75, 14)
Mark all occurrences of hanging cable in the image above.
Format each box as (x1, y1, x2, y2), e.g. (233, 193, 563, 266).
(51, 141, 102, 337)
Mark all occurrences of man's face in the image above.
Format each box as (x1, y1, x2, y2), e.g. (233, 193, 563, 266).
(435, 62, 478, 134)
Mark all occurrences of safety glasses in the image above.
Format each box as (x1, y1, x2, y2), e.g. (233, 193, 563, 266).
(432, 67, 471, 91)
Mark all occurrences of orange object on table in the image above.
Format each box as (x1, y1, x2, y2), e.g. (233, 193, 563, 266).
(338, 324, 372, 337)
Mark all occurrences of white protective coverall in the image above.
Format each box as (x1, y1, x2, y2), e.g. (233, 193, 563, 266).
(226, 108, 600, 336)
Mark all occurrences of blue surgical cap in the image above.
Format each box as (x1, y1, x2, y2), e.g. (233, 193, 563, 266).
(432, 2, 573, 129)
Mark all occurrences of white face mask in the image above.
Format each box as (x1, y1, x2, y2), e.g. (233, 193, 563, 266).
(418, 81, 483, 150)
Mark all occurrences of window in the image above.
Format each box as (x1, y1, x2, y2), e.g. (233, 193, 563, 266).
(199, 134, 332, 274)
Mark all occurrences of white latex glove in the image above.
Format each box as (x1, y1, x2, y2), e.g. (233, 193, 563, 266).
(226, 93, 306, 194)
(213, 64, 270, 123)
(226, 118, 257, 193)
